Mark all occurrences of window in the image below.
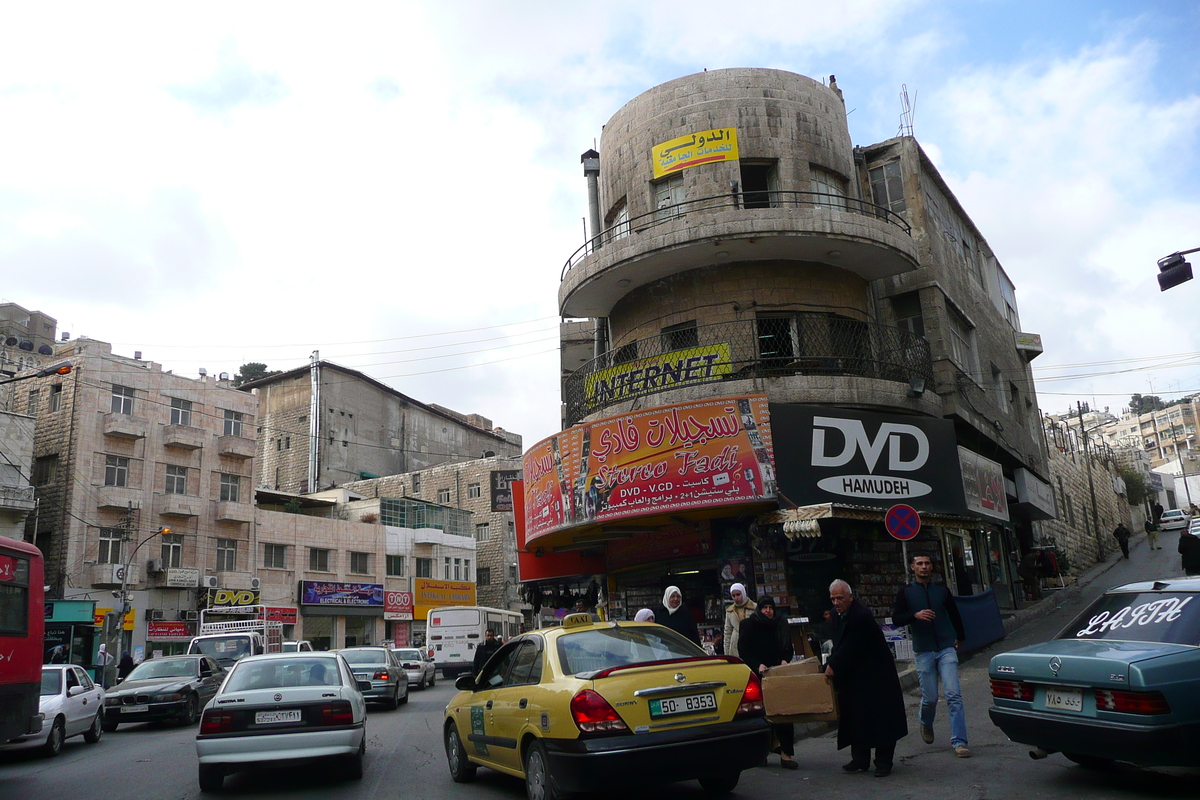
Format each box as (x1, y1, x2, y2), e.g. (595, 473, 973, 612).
(810, 166, 847, 209)
(946, 308, 979, 381)
(285, 437, 290, 449)
(415, 557, 432, 578)
(507, 520, 515, 542)
(98, 527, 123, 564)
(756, 314, 795, 365)
(386, 555, 405, 577)
(169, 398, 192, 426)
(33, 455, 58, 486)
(276, 439, 282, 451)
(309, 548, 330, 572)
(165, 465, 188, 495)
(992, 367, 1007, 413)
(111, 385, 134, 415)
(606, 198, 630, 241)
(263, 543, 287, 569)
(509, 564, 518, 582)
(444, 557, 451, 579)
(220, 474, 241, 503)
(104, 455, 129, 487)
(50, 384, 63, 412)
(612, 341, 639, 365)
(437, 488, 451, 504)
(453, 558, 462, 581)
(350, 551, 370, 574)
(740, 161, 777, 209)
(652, 173, 684, 220)
(412, 473, 421, 493)
(467, 483, 481, 499)
(477, 567, 491, 586)
(869, 160, 906, 213)
(27, 388, 38, 414)
(161, 534, 184, 569)
(660, 321, 698, 352)
(216, 539, 237, 572)
(464, 559, 471, 580)
(1009, 383, 1021, 424)
(223, 409, 243, 437)
(890, 292, 925, 338)
(475, 522, 491, 542)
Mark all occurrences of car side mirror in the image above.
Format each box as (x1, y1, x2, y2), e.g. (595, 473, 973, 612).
(357, 680, 373, 692)
(455, 674, 475, 692)
(115, 677, 124, 685)
(68, 685, 88, 696)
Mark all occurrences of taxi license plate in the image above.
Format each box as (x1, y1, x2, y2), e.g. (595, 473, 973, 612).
(121, 704, 148, 714)
(255, 710, 302, 725)
(649, 693, 717, 718)
(1044, 687, 1083, 712)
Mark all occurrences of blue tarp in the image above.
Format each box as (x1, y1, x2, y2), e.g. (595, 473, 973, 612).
(955, 589, 1005, 652)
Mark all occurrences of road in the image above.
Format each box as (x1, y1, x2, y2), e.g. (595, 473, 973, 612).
(2, 531, 1194, 800)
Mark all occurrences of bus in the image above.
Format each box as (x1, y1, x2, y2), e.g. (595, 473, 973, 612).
(426, 606, 522, 677)
(1, 538, 45, 743)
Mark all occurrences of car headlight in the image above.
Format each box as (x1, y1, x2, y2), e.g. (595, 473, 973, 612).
(150, 692, 184, 702)
(105, 697, 122, 707)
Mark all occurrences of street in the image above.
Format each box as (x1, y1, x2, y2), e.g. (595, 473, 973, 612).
(3, 531, 1195, 800)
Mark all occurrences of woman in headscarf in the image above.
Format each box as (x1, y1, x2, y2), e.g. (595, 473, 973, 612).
(633, 608, 656, 622)
(117, 650, 136, 682)
(723, 582, 756, 660)
(738, 596, 797, 769)
(651, 585, 701, 645)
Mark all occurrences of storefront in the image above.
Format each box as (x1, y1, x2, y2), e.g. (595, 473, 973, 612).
(298, 581, 383, 649)
(145, 621, 194, 657)
(43, 599, 101, 672)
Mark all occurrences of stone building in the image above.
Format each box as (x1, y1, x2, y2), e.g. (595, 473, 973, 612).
(240, 361, 522, 494)
(0, 302, 59, 379)
(0, 409, 36, 540)
(523, 69, 1055, 635)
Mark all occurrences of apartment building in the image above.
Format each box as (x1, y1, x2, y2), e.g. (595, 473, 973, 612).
(0, 409, 36, 540)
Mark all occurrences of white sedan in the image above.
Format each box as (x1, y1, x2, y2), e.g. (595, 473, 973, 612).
(1, 665, 105, 757)
(195, 652, 369, 792)
(390, 648, 437, 690)
(1160, 509, 1191, 532)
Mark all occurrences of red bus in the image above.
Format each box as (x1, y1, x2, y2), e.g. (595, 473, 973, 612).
(0, 538, 45, 743)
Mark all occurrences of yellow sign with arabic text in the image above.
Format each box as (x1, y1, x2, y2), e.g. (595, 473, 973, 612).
(584, 343, 733, 409)
(652, 128, 739, 179)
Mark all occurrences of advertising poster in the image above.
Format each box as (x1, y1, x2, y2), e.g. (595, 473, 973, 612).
(583, 343, 733, 409)
(300, 581, 383, 606)
(490, 469, 521, 512)
(384, 590, 415, 621)
(201, 588, 261, 609)
(652, 128, 740, 178)
(522, 428, 581, 541)
(958, 447, 1010, 522)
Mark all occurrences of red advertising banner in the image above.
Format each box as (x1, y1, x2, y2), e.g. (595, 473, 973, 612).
(147, 621, 192, 640)
(262, 606, 298, 624)
(384, 591, 414, 621)
(523, 395, 776, 543)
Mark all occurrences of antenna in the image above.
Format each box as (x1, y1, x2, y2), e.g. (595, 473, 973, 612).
(898, 84, 917, 137)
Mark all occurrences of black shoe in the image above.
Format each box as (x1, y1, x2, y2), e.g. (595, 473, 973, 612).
(874, 765, 893, 777)
(781, 759, 798, 770)
(842, 761, 869, 773)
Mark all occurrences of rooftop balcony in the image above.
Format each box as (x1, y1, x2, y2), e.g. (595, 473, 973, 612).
(563, 315, 933, 427)
(102, 413, 149, 440)
(560, 191, 918, 318)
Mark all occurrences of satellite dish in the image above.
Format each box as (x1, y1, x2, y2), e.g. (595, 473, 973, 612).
(18, 340, 33, 351)
(3, 336, 16, 346)
(38, 344, 53, 355)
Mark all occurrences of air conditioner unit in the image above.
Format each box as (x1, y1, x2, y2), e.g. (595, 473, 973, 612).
(202, 575, 218, 589)
(147, 558, 164, 573)
(180, 610, 199, 622)
(250, 577, 261, 590)
(147, 609, 165, 621)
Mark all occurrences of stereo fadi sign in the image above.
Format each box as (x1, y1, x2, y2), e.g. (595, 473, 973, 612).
(770, 405, 969, 514)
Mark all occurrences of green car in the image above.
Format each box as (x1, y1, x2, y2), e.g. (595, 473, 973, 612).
(989, 576, 1200, 769)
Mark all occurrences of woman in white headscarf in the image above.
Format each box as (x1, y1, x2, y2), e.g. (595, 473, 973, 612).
(651, 585, 701, 645)
(633, 608, 656, 622)
(723, 582, 756, 660)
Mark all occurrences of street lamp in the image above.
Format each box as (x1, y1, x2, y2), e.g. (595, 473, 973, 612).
(107, 525, 171, 684)
(0, 360, 73, 385)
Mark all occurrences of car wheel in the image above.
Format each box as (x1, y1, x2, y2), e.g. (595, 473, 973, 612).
(40, 717, 65, 758)
(429, 671, 436, 687)
(699, 772, 740, 796)
(102, 719, 119, 733)
(417, 674, 427, 690)
(182, 694, 200, 725)
(399, 685, 409, 705)
(524, 739, 564, 800)
(198, 764, 224, 792)
(83, 712, 104, 744)
(344, 739, 365, 780)
(1064, 753, 1115, 770)
(445, 722, 477, 783)
(383, 686, 399, 710)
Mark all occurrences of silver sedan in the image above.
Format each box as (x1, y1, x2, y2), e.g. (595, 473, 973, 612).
(390, 648, 437, 690)
(1, 665, 105, 757)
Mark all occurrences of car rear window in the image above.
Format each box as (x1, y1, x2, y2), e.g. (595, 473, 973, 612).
(431, 609, 480, 627)
(1060, 591, 1200, 646)
(224, 658, 341, 691)
(126, 658, 198, 681)
(340, 650, 388, 665)
(556, 627, 705, 675)
(394, 650, 422, 660)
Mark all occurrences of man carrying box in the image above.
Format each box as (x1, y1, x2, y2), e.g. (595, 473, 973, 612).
(892, 554, 970, 758)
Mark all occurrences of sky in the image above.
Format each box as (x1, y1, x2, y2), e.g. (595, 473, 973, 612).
(2, 1, 1199, 446)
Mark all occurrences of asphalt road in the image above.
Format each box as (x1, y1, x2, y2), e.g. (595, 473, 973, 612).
(2, 532, 1195, 800)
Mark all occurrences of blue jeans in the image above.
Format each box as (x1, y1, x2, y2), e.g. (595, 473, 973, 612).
(916, 646, 967, 747)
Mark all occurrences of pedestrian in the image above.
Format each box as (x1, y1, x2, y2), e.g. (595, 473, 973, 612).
(633, 608, 656, 622)
(1179, 532, 1200, 576)
(1017, 551, 1042, 601)
(97, 643, 115, 688)
(117, 650, 136, 683)
(825, 580, 908, 777)
(1153, 501, 1164, 523)
(737, 596, 797, 770)
(651, 585, 701, 645)
(472, 629, 503, 675)
(1113, 523, 1132, 559)
(723, 582, 757, 660)
(893, 555, 971, 758)
(1144, 518, 1161, 550)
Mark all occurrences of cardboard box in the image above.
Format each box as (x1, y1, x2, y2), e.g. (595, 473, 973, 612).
(762, 660, 838, 722)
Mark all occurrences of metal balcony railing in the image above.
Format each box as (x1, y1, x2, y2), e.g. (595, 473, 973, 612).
(563, 315, 933, 427)
(562, 190, 912, 280)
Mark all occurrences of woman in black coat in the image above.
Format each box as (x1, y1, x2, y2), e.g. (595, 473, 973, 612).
(651, 585, 701, 645)
(737, 596, 797, 769)
(825, 580, 908, 777)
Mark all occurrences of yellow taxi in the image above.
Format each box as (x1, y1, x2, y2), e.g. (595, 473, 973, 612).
(443, 613, 770, 799)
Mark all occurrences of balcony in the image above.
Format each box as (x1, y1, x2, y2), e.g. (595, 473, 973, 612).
(88, 562, 139, 588)
(563, 315, 933, 426)
(216, 501, 252, 523)
(217, 435, 255, 459)
(163, 424, 205, 450)
(0, 484, 36, 514)
(160, 495, 200, 517)
(102, 413, 149, 440)
(97, 487, 141, 510)
(560, 191, 918, 318)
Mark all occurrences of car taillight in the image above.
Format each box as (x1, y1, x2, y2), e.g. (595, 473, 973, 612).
(373, 670, 390, 680)
(200, 709, 234, 735)
(427, 650, 435, 659)
(1094, 689, 1170, 715)
(319, 700, 355, 726)
(990, 679, 1036, 701)
(736, 672, 765, 716)
(570, 690, 629, 733)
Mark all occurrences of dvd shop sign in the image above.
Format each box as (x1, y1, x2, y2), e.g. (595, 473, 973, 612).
(385, 591, 414, 621)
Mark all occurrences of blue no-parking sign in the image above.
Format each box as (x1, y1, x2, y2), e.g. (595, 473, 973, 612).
(885, 504, 921, 541)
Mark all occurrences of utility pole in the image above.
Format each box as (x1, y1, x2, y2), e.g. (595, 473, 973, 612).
(1077, 402, 1105, 562)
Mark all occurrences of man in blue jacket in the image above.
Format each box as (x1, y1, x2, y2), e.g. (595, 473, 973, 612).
(892, 554, 970, 758)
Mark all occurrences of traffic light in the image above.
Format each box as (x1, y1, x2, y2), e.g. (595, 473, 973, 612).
(1157, 252, 1193, 291)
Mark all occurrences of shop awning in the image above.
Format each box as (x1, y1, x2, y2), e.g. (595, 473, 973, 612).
(760, 503, 986, 539)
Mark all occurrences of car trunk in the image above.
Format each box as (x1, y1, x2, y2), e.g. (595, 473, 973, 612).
(993, 639, 1192, 685)
(585, 659, 751, 732)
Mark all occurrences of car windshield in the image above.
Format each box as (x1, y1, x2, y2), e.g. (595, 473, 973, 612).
(393, 650, 423, 661)
(224, 658, 341, 691)
(556, 626, 706, 675)
(191, 636, 253, 665)
(340, 650, 387, 665)
(1163, 511, 1185, 520)
(1059, 591, 1200, 646)
(40, 670, 62, 696)
(282, 642, 299, 652)
(126, 658, 198, 681)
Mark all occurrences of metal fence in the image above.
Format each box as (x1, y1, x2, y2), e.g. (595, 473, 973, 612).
(563, 315, 933, 426)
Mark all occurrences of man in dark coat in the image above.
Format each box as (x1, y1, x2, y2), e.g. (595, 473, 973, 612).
(472, 629, 503, 674)
(1113, 523, 1132, 559)
(825, 579, 908, 777)
(737, 596, 797, 769)
(1179, 533, 1200, 576)
(651, 585, 701, 645)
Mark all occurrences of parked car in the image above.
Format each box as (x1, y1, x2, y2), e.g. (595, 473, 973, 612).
(443, 613, 770, 798)
(391, 648, 437, 690)
(104, 655, 226, 731)
(2, 665, 105, 757)
(989, 576, 1200, 769)
(195, 652, 370, 791)
(1187, 517, 1200, 536)
(1158, 509, 1190, 532)
(282, 641, 314, 653)
(338, 647, 408, 709)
